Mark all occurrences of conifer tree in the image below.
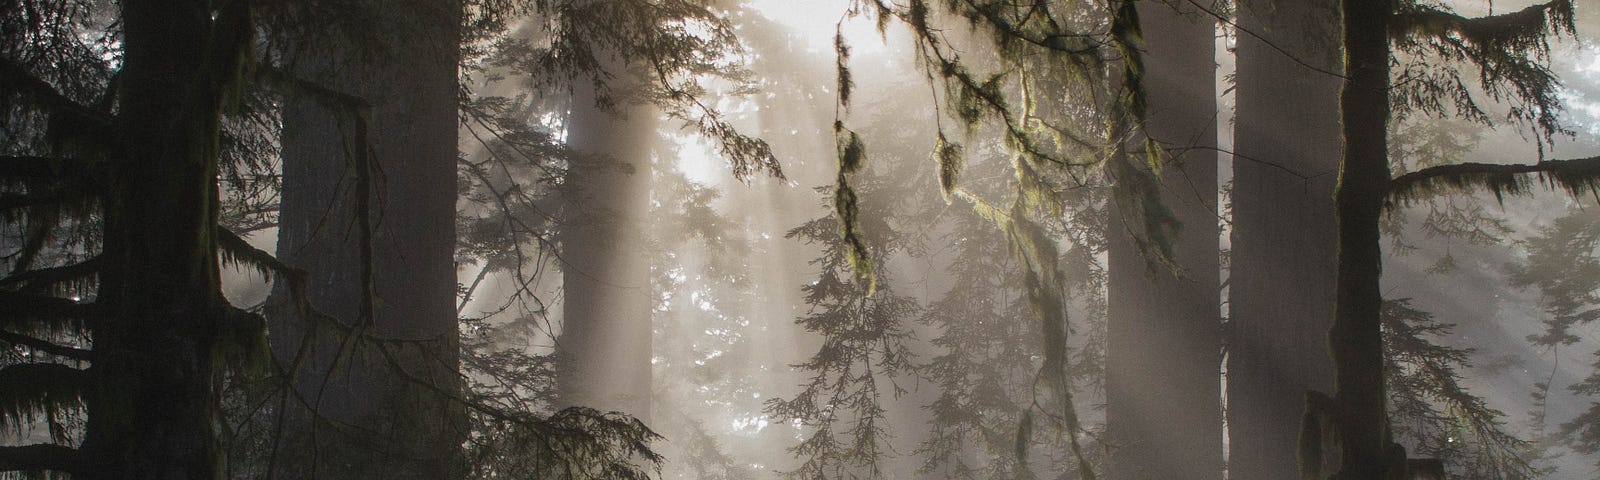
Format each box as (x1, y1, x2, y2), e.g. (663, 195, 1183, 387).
(1305, 1, 1600, 477)
(264, 1, 465, 477)
(0, 0, 263, 476)
(1104, 3, 1222, 478)
(1226, 0, 1343, 477)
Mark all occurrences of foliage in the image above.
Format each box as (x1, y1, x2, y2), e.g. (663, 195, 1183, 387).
(1507, 204, 1600, 468)
(764, 183, 922, 479)
(3, 0, 785, 477)
(648, 165, 767, 479)
(915, 154, 1107, 479)
(1383, 299, 1546, 479)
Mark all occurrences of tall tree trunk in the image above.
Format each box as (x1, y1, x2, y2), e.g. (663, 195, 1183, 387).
(1329, 0, 1396, 476)
(1226, 0, 1342, 478)
(1105, 3, 1221, 479)
(556, 63, 658, 421)
(78, 0, 245, 477)
(268, 2, 464, 478)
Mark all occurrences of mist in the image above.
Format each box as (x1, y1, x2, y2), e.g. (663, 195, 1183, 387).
(5, 0, 1600, 479)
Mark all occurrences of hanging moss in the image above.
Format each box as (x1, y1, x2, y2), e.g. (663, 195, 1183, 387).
(0, 363, 84, 436)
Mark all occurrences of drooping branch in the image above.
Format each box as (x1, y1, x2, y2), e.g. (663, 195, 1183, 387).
(0, 256, 103, 293)
(0, 56, 112, 130)
(254, 64, 371, 113)
(0, 156, 92, 181)
(0, 331, 92, 361)
(1391, 0, 1576, 143)
(0, 189, 92, 214)
(216, 226, 298, 282)
(1394, 0, 1575, 49)
(0, 291, 93, 331)
(1385, 156, 1600, 207)
(0, 444, 80, 475)
(0, 362, 87, 431)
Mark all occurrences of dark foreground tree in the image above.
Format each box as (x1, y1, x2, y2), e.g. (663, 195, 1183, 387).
(1, 0, 263, 477)
(1305, 1, 1598, 477)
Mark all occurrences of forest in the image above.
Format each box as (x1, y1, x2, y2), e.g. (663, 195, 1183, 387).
(3, 0, 1600, 479)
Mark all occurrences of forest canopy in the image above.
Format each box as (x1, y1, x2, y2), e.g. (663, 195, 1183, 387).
(3, 0, 1600, 479)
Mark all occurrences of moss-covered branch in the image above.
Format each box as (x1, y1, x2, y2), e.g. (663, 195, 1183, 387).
(215, 226, 308, 290)
(1391, 0, 1575, 142)
(0, 156, 91, 181)
(1385, 156, 1600, 207)
(0, 331, 92, 361)
(0, 256, 103, 293)
(0, 190, 92, 214)
(254, 64, 371, 112)
(0, 291, 93, 332)
(0, 363, 86, 432)
(0, 56, 112, 127)
(0, 443, 80, 475)
(1394, 0, 1574, 48)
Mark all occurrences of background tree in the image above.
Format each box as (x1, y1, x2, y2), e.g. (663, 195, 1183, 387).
(1104, 2, 1222, 478)
(262, 0, 466, 477)
(1224, 0, 1344, 477)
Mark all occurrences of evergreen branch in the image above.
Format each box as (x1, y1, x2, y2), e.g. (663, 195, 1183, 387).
(0, 363, 87, 432)
(1391, 0, 1574, 144)
(0, 256, 103, 293)
(0, 291, 93, 331)
(216, 226, 297, 281)
(0, 331, 92, 361)
(1385, 156, 1600, 207)
(1394, 0, 1575, 47)
(0, 444, 79, 475)
(0, 156, 90, 181)
(254, 65, 371, 111)
(0, 56, 112, 129)
(0, 190, 91, 214)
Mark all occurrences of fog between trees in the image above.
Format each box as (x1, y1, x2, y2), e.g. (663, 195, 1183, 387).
(5, 0, 1600, 479)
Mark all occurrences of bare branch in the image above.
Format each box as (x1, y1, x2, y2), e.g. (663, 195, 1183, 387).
(254, 64, 371, 112)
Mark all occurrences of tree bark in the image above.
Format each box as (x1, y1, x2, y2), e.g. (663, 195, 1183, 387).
(1226, 0, 1342, 478)
(1328, 0, 1397, 477)
(555, 59, 658, 421)
(267, 1, 464, 478)
(1104, 3, 1222, 479)
(77, 0, 243, 477)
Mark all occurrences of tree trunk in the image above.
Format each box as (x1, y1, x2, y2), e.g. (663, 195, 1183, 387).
(1105, 3, 1222, 479)
(1226, 0, 1342, 478)
(268, 2, 464, 478)
(556, 62, 658, 421)
(1329, 0, 1396, 477)
(78, 0, 240, 477)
